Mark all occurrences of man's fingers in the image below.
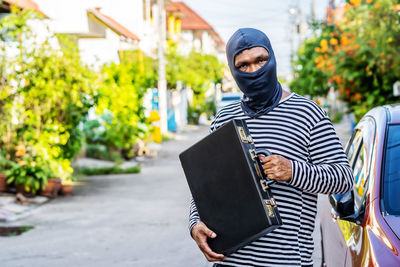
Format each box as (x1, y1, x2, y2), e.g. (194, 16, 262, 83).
(198, 239, 225, 260)
(193, 222, 225, 262)
(198, 224, 217, 238)
(206, 229, 217, 238)
(202, 245, 225, 260)
(261, 155, 277, 164)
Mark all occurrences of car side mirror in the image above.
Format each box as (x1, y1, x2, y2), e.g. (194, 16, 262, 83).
(329, 191, 361, 223)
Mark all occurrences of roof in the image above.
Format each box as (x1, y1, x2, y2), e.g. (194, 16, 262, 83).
(87, 8, 140, 41)
(165, 1, 225, 48)
(2, 0, 48, 17)
(166, 2, 213, 31)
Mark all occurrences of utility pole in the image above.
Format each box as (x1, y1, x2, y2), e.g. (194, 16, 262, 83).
(311, 0, 316, 35)
(157, 0, 168, 134)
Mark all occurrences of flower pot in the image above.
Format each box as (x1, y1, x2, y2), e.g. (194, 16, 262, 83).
(15, 183, 34, 198)
(61, 184, 73, 196)
(0, 174, 8, 192)
(40, 178, 62, 198)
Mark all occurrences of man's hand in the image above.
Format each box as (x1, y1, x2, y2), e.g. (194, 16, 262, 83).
(259, 155, 292, 182)
(191, 221, 226, 262)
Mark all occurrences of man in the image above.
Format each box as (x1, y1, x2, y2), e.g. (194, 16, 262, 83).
(189, 28, 353, 267)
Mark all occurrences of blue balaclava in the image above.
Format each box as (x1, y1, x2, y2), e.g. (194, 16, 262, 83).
(226, 28, 282, 117)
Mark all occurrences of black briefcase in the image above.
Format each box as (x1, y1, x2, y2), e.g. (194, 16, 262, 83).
(179, 119, 282, 256)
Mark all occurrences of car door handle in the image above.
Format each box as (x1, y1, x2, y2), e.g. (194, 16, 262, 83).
(331, 208, 340, 221)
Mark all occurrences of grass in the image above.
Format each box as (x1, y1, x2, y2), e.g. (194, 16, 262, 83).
(75, 165, 141, 176)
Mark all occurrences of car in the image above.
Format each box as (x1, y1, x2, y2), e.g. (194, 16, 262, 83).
(320, 104, 400, 266)
(216, 92, 242, 113)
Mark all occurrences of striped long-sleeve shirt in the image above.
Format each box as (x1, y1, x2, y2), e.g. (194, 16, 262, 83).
(189, 93, 353, 267)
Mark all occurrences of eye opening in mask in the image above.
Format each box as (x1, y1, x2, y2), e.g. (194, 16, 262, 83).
(233, 46, 271, 73)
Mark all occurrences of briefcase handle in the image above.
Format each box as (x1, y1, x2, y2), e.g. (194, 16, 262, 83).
(255, 149, 276, 187)
(255, 149, 272, 157)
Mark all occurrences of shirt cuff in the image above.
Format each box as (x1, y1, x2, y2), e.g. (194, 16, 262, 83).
(288, 160, 302, 188)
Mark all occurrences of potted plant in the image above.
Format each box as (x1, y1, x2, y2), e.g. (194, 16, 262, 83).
(61, 177, 75, 196)
(40, 177, 62, 198)
(0, 152, 11, 192)
(40, 158, 73, 198)
(5, 157, 51, 197)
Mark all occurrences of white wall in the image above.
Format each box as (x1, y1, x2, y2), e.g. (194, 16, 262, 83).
(78, 29, 122, 69)
(34, 0, 144, 67)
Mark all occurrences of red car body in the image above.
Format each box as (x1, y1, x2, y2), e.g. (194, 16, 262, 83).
(320, 104, 400, 266)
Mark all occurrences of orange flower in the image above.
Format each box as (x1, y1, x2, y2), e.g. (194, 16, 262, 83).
(315, 47, 321, 53)
(366, 66, 370, 71)
(354, 93, 362, 100)
(392, 5, 400, 11)
(350, 0, 361, 6)
(369, 40, 376, 48)
(330, 38, 338, 46)
(341, 36, 349, 46)
(15, 145, 26, 157)
(320, 39, 328, 53)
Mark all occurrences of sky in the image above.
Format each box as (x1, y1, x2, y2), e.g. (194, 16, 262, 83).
(182, 0, 331, 75)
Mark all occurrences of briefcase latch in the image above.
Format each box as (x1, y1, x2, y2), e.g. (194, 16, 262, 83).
(265, 198, 277, 207)
(249, 149, 257, 161)
(264, 198, 277, 217)
(264, 200, 275, 217)
(238, 127, 254, 144)
(260, 179, 268, 191)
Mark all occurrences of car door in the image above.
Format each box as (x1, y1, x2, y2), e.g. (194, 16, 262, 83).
(322, 117, 376, 267)
(321, 129, 363, 267)
(343, 117, 376, 266)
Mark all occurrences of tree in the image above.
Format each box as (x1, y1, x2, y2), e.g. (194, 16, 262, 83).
(292, 0, 400, 119)
(166, 43, 225, 123)
(95, 50, 157, 158)
(0, 7, 97, 190)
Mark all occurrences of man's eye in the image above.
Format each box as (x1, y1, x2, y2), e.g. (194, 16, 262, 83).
(258, 58, 267, 64)
(239, 64, 247, 69)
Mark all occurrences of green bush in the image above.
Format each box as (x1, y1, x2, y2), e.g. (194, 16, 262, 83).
(0, 8, 97, 187)
(76, 165, 141, 176)
(95, 50, 155, 158)
(85, 144, 122, 162)
(5, 156, 52, 195)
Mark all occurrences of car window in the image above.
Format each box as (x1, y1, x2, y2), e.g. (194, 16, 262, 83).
(353, 144, 367, 211)
(382, 124, 400, 215)
(346, 130, 363, 168)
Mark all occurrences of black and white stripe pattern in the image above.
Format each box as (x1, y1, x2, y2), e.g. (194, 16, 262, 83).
(189, 93, 353, 267)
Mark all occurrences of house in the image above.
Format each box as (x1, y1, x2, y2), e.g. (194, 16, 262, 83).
(165, 1, 225, 60)
(33, 0, 143, 69)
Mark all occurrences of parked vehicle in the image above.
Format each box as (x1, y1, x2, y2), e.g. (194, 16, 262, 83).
(216, 92, 242, 113)
(320, 104, 400, 266)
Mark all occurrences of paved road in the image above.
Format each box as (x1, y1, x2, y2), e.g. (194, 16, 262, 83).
(0, 120, 351, 267)
(0, 126, 210, 267)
